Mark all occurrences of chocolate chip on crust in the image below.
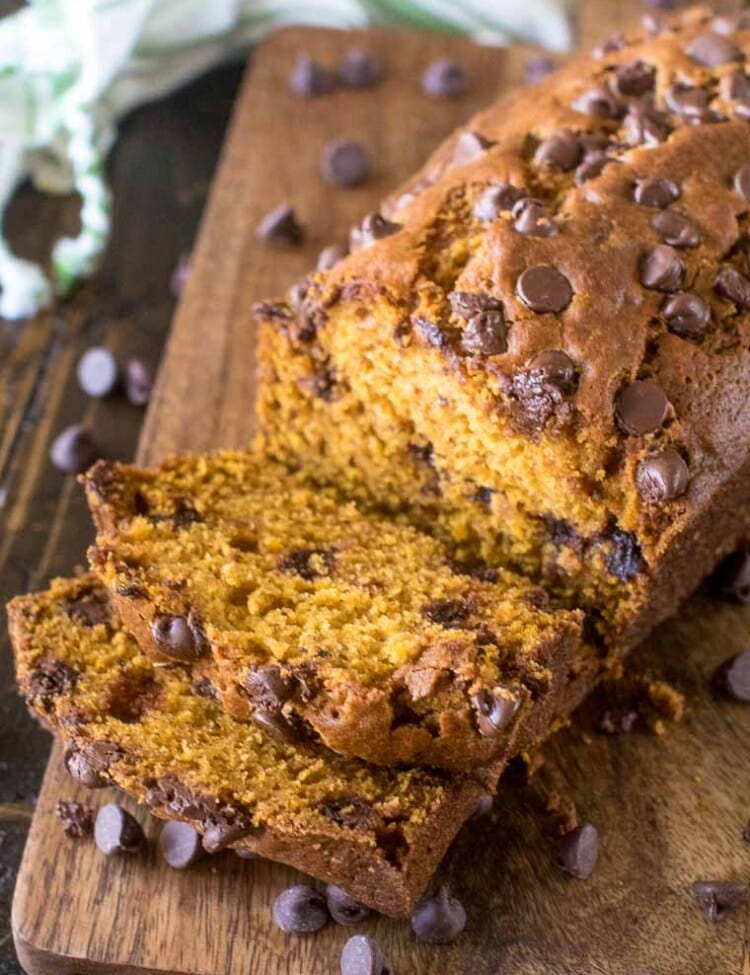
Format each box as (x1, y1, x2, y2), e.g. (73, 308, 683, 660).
(715, 546, 750, 603)
(651, 209, 701, 248)
(663, 292, 711, 338)
(686, 32, 743, 68)
(512, 198, 558, 237)
(516, 265, 573, 313)
(715, 266, 750, 309)
(640, 245, 685, 292)
(534, 130, 582, 171)
(636, 448, 689, 502)
(634, 177, 680, 208)
(613, 60, 656, 97)
(473, 182, 524, 221)
(615, 380, 669, 435)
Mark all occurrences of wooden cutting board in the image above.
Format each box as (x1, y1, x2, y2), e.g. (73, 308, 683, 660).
(11, 26, 750, 975)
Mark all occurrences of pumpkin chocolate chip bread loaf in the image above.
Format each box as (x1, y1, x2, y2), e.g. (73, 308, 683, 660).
(8, 575, 486, 918)
(82, 451, 585, 772)
(254, 7, 750, 654)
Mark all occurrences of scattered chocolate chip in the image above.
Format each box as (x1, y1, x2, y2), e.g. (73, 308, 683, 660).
(555, 823, 598, 879)
(614, 60, 656, 97)
(733, 164, 750, 202)
(663, 292, 710, 338)
(411, 886, 467, 944)
(77, 347, 119, 398)
(326, 884, 371, 926)
(715, 266, 750, 309)
(516, 265, 573, 314)
(273, 884, 329, 934)
(340, 934, 390, 975)
(634, 177, 680, 208)
(686, 32, 743, 68)
(512, 197, 558, 237)
(317, 242, 348, 271)
(651, 209, 701, 248)
(289, 53, 336, 97)
(357, 212, 402, 247)
(245, 665, 295, 711)
(716, 546, 750, 603)
(124, 357, 153, 407)
(691, 881, 748, 921)
(252, 708, 300, 745)
(473, 182, 524, 221)
(527, 350, 578, 392)
(256, 204, 304, 247)
(471, 688, 520, 736)
(524, 54, 558, 84)
(636, 447, 689, 502)
(321, 138, 371, 188)
(94, 803, 145, 855)
(55, 799, 93, 838)
(534, 130, 582, 172)
(572, 85, 622, 119)
(615, 380, 669, 435)
(50, 424, 99, 474)
(277, 547, 334, 580)
(640, 244, 685, 292)
(665, 83, 722, 125)
(723, 69, 750, 101)
(421, 596, 474, 628)
(339, 48, 381, 88)
(453, 131, 495, 166)
(623, 102, 671, 146)
(158, 820, 204, 869)
(713, 650, 750, 702)
(202, 820, 252, 853)
(170, 252, 192, 297)
(421, 58, 467, 99)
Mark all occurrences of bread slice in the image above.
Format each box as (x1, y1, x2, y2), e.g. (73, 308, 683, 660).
(8, 575, 489, 918)
(82, 451, 584, 771)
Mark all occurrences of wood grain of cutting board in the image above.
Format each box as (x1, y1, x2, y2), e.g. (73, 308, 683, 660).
(11, 25, 750, 975)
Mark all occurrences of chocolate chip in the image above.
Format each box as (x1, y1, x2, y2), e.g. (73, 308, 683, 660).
(691, 881, 748, 921)
(634, 177, 680, 209)
(715, 266, 750, 309)
(471, 791, 494, 819)
(555, 823, 599, 879)
(202, 820, 252, 853)
(686, 32, 743, 67)
(712, 13, 750, 34)
(151, 612, 205, 662)
(289, 54, 336, 97)
(713, 650, 750, 702)
(473, 182, 524, 221)
(414, 317, 449, 349)
(640, 244, 685, 292)
(50, 424, 99, 474)
(317, 242, 348, 271)
(723, 70, 750, 101)
(615, 380, 669, 435)
(252, 708, 300, 745)
(77, 347, 119, 398)
(410, 887, 467, 944)
(277, 547, 334, 580)
(326, 884, 371, 926)
(64, 741, 121, 788)
(94, 803, 145, 855)
(716, 547, 750, 603)
(125, 358, 153, 407)
(245, 665, 295, 710)
(734, 100, 750, 121)
(575, 151, 612, 185)
(272, 884, 329, 934)
(663, 292, 710, 338)
(55, 799, 93, 838)
(321, 139, 371, 188)
(605, 528, 643, 581)
(572, 86, 622, 119)
(471, 688, 520, 736)
(421, 58, 467, 99)
(26, 657, 79, 708)
(527, 350, 578, 392)
(452, 131, 495, 166)
(421, 596, 474, 628)
(235, 848, 259, 859)
(339, 49, 381, 88)
(450, 294, 507, 355)
(636, 448, 689, 502)
(733, 164, 750, 202)
(64, 590, 111, 627)
(340, 935, 390, 975)
(534, 130, 582, 172)
(651, 209, 701, 248)
(516, 265, 573, 314)
(623, 102, 671, 146)
(665, 83, 722, 125)
(256, 204, 304, 247)
(158, 820, 205, 869)
(512, 198, 558, 237)
(524, 54, 558, 84)
(614, 60, 656, 97)
(192, 675, 219, 700)
(357, 212, 402, 247)
(594, 32, 627, 58)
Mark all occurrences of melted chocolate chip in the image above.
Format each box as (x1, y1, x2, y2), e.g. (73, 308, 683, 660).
(252, 708, 300, 745)
(691, 881, 748, 921)
(634, 177, 680, 208)
(723, 69, 750, 101)
(473, 182, 524, 221)
(55, 800, 93, 838)
(663, 292, 711, 338)
(318, 796, 374, 829)
(651, 209, 701, 248)
(411, 887, 467, 944)
(453, 131, 496, 166)
(665, 83, 723, 125)
(715, 266, 750, 309)
(574, 151, 612, 185)
(357, 212, 402, 247)
(202, 819, 254, 853)
(686, 32, 743, 68)
(151, 611, 206, 662)
(26, 657, 79, 708)
(572, 85, 622, 119)
(615, 379, 669, 435)
(516, 265, 573, 314)
(534, 130, 582, 172)
(512, 198, 558, 237)
(414, 317, 450, 349)
(509, 366, 574, 436)
(623, 102, 671, 146)
(640, 245, 685, 292)
(734, 164, 750, 202)
(277, 547, 335, 580)
(94, 803, 145, 855)
(614, 60, 656, 97)
(713, 650, 750, 703)
(636, 448, 689, 502)
(605, 528, 643, 581)
(273, 885, 330, 934)
(555, 823, 599, 879)
(471, 688, 520, 736)
(244, 665, 296, 710)
(421, 596, 474, 628)
(256, 204, 304, 247)
(326, 884, 371, 926)
(64, 741, 123, 789)
(527, 350, 578, 392)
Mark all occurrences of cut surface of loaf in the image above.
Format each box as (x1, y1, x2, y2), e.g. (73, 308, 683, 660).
(82, 452, 584, 771)
(8, 575, 487, 918)
(254, 7, 750, 653)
